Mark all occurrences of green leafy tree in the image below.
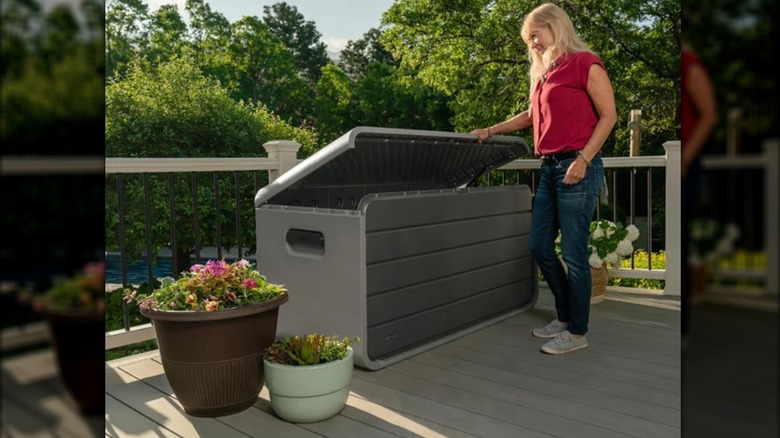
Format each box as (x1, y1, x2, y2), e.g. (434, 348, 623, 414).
(2, 1, 103, 152)
(381, 0, 680, 156)
(262, 2, 331, 83)
(147, 3, 190, 64)
(1, 0, 42, 79)
(354, 62, 454, 132)
(184, 0, 231, 69)
(220, 16, 311, 125)
(105, 56, 317, 271)
(683, 0, 778, 151)
(40, 4, 80, 65)
(338, 28, 397, 80)
(313, 64, 356, 144)
(106, 0, 150, 79)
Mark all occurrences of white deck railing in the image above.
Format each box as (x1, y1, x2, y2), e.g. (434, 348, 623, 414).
(101, 140, 683, 350)
(3, 138, 776, 353)
(699, 139, 779, 295)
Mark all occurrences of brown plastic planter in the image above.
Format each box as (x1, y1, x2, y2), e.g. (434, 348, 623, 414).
(141, 293, 288, 417)
(43, 309, 105, 415)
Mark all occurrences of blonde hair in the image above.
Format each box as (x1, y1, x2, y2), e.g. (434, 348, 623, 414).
(520, 3, 592, 92)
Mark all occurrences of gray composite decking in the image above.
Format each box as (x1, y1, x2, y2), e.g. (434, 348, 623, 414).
(102, 288, 681, 438)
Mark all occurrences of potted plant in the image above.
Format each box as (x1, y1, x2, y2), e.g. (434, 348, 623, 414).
(263, 334, 359, 423)
(123, 259, 288, 417)
(687, 219, 740, 301)
(33, 261, 106, 415)
(556, 220, 640, 304)
(586, 220, 640, 303)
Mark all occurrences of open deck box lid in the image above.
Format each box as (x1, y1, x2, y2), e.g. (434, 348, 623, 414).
(253, 126, 531, 208)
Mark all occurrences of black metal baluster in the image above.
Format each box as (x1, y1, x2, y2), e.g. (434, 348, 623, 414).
(192, 172, 200, 265)
(143, 174, 154, 287)
(168, 173, 178, 277)
(116, 174, 130, 331)
(214, 172, 222, 260)
(235, 171, 242, 259)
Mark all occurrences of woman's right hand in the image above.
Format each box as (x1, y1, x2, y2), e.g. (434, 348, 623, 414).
(470, 127, 492, 144)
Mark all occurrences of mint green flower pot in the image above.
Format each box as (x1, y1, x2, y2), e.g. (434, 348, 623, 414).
(263, 347, 354, 423)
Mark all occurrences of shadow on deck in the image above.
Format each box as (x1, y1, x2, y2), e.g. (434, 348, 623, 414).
(102, 288, 681, 438)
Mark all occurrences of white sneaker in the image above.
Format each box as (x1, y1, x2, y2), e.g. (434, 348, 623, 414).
(540, 330, 589, 355)
(532, 319, 568, 338)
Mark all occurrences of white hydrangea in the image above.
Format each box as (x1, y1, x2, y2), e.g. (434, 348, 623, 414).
(616, 239, 634, 257)
(605, 252, 619, 265)
(725, 224, 740, 241)
(625, 224, 640, 242)
(715, 239, 734, 257)
(688, 220, 741, 266)
(589, 252, 604, 269)
(592, 227, 605, 239)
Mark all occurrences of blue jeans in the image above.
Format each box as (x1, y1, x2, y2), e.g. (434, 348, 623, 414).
(529, 155, 604, 335)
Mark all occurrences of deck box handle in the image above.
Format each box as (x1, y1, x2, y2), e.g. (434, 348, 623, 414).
(285, 229, 325, 256)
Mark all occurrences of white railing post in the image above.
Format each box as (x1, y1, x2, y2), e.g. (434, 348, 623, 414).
(263, 140, 301, 183)
(663, 141, 681, 296)
(764, 139, 779, 296)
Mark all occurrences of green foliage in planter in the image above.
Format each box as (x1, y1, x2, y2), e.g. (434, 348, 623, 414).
(609, 250, 666, 290)
(36, 262, 105, 312)
(264, 334, 359, 366)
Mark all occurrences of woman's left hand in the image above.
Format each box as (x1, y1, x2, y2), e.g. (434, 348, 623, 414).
(563, 159, 588, 185)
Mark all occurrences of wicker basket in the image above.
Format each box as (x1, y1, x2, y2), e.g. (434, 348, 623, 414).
(590, 264, 609, 304)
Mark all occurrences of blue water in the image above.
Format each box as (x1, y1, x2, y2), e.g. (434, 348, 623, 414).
(105, 253, 256, 285)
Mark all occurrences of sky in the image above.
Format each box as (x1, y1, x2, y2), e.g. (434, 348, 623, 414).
(145, 0, 397, 57)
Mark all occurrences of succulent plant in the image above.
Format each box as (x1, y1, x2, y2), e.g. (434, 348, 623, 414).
(264, 334, 359, 366)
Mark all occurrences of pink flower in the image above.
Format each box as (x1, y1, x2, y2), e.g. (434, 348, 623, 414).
(242, 279, 257, 288)
(205, 301, 219, 312)
(226, 291, 237, 302)
(236, 259, 250, 268)
(190, 264, 204, 273)
(203, 260, 228, 277)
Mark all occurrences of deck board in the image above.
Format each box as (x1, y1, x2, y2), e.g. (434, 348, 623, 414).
(101, 287, 683, 437)
(1, 349, 104, 438)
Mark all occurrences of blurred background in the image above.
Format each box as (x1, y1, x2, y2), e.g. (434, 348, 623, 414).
(2, 0, 104, 436)
(682, 0, 779, 436)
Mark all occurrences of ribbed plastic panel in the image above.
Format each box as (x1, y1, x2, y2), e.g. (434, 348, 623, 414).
(255, 127, 530, 208)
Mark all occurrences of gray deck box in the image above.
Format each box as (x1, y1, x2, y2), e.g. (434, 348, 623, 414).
(254, 127, 538, 370)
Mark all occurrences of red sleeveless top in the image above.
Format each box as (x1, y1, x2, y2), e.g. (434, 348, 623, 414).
(531, 51, 606, 155)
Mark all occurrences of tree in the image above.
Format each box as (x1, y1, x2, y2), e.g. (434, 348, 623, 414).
(339, 28, 397, 80)
(1, 0, 104, 153)
(381, 0, 680, 156)
(106, 0, 151, 79)
(262, 2, 331, 83)
(105, 56, 317, 271)
(221, 16, 311, 125)
(184, 0, 231, 68)
(683, 0, 779, 150)
(147, 3, 190, 64)
(313, 64, 355, 143)
(1, 0, 43, 79)
(354, 62, 453, 132)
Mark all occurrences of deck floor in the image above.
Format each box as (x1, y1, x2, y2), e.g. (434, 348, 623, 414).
(102, 289, 681, 438)
(4, 288, 776, 437)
